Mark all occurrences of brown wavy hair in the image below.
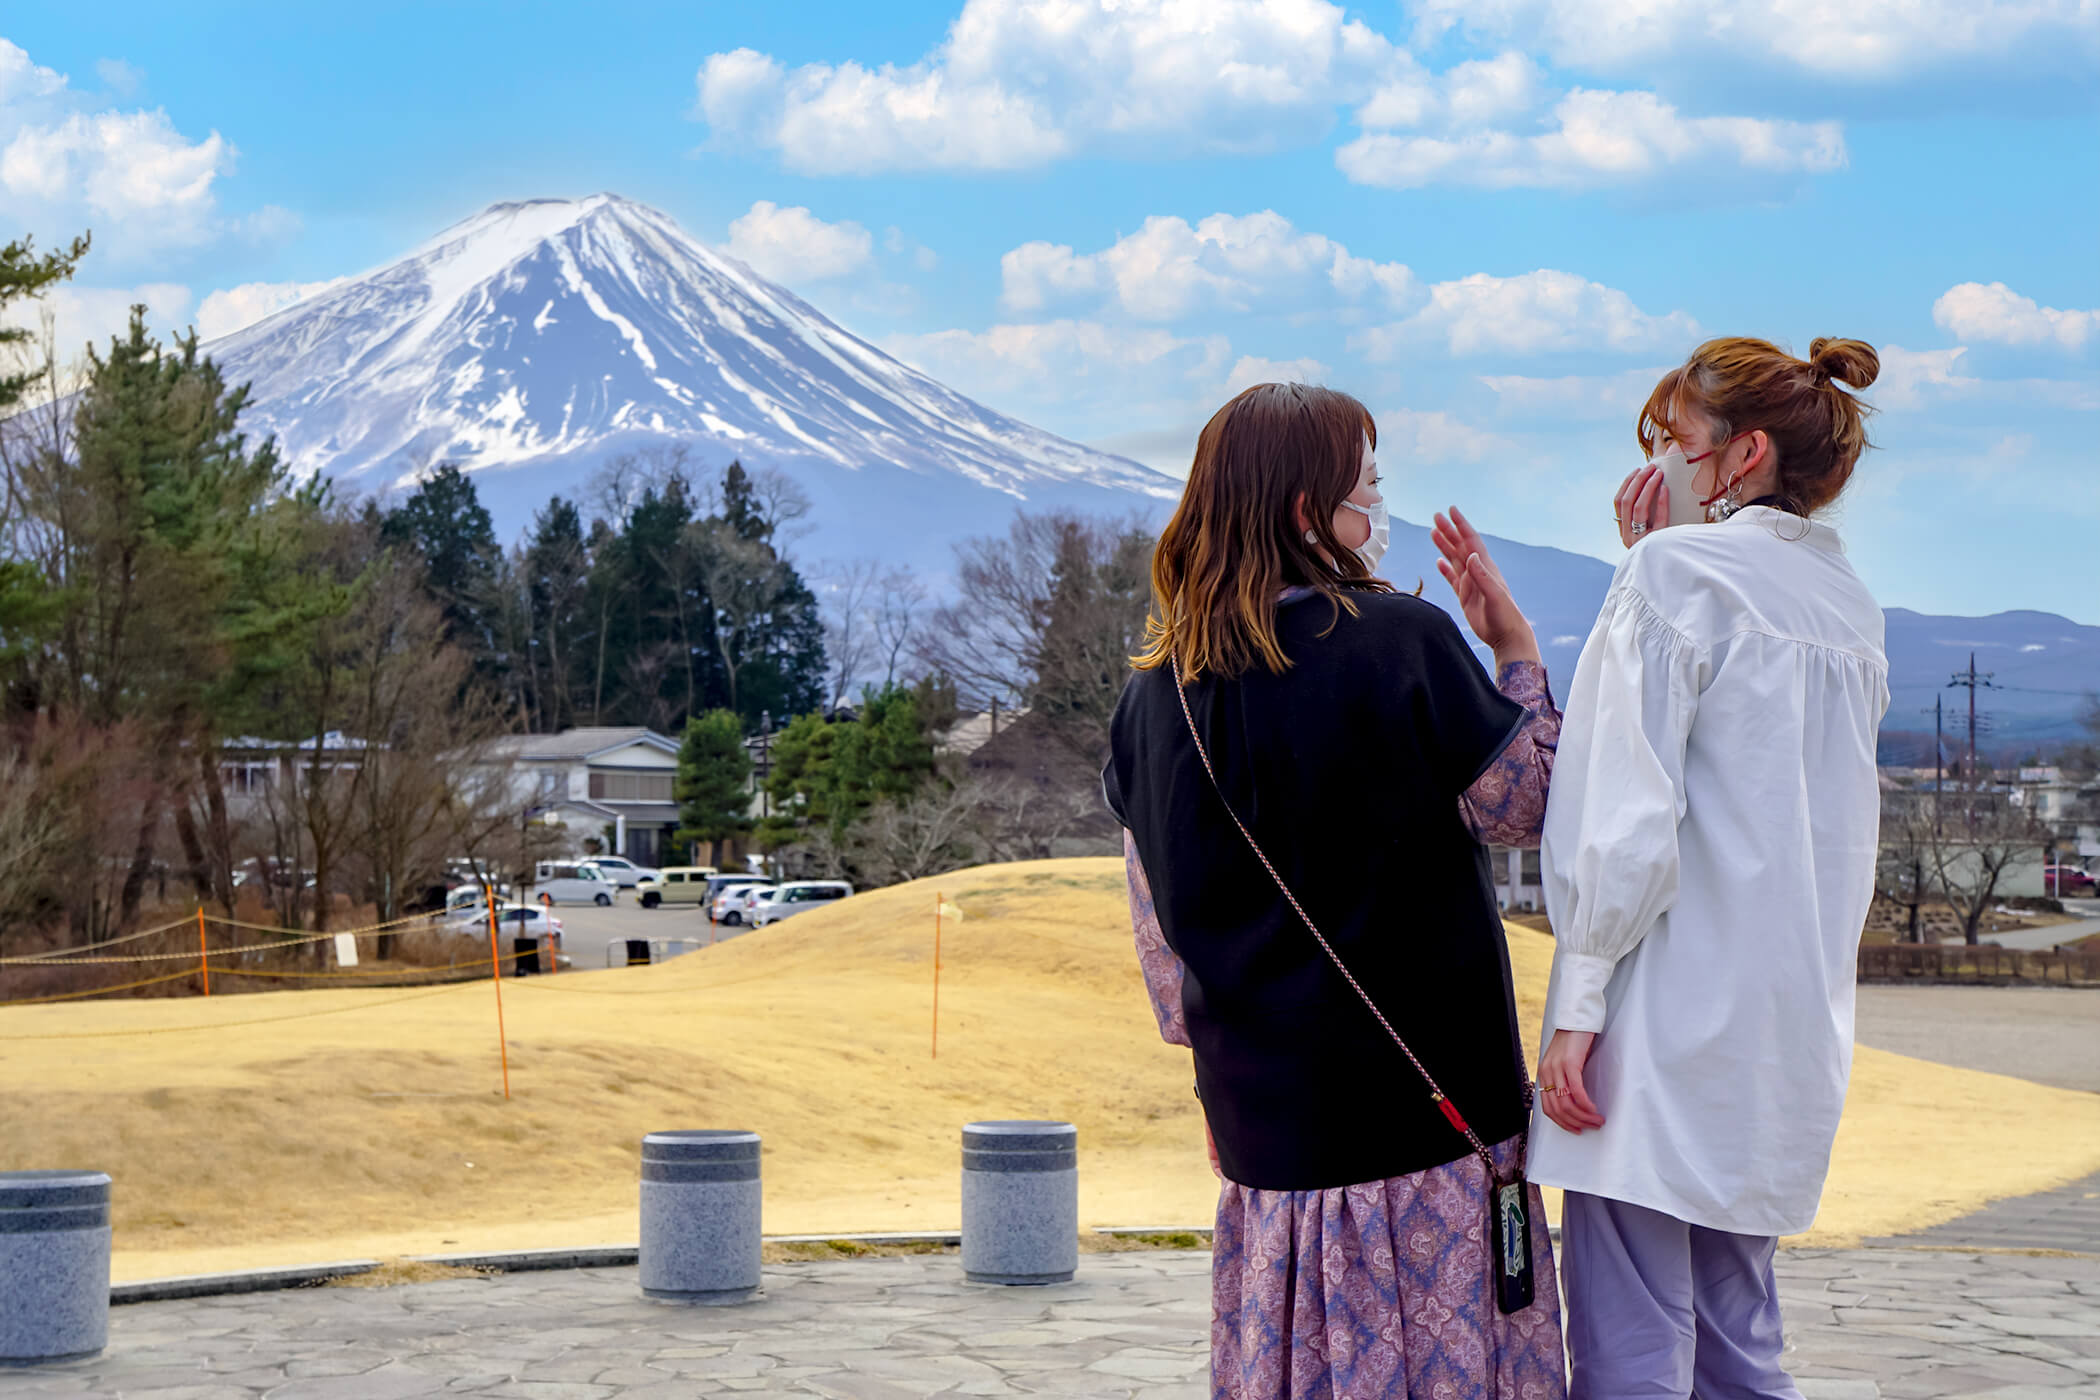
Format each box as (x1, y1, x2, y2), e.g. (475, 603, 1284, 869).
(1638, 336, 1880, 514)
(1133, 382, 1394, 682)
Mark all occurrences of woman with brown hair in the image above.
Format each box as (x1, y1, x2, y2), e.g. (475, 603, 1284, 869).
(1532, 337, 1890, 1398)
(1103, 382, 1568, 1398)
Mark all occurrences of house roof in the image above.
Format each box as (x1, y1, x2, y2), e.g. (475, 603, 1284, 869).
(479, 727, 680, 763)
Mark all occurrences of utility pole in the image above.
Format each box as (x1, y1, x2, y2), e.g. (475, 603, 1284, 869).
(1947, 653, 1996, 788)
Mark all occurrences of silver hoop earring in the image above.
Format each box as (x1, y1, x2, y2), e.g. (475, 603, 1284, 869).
(1709, 476, 1746, 523)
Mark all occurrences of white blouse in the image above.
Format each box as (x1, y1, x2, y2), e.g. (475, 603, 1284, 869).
(1530, 506, 1890, 1236)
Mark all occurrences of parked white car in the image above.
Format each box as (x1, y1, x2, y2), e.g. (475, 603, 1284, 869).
(582, 855, 660, 889)
(447, 902, 564, 938)
(529, 861, 618, 906)
(711, 885, 776, 926)
(751, 881, 854, 927)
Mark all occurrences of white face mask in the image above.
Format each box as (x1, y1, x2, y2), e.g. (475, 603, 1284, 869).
(1651, 446, 1716, 529)
(1339, 495, 1390, 571)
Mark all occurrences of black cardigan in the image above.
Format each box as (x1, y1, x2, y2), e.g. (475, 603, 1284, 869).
(1104, 591, 1530, 1189)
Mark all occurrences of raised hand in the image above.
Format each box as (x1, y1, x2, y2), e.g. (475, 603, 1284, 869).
(1432, 507, 1537, 664)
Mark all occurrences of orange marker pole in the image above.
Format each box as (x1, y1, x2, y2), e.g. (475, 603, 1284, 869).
(485, 888, 511, 1100)
(197, 907, 210, 997)
(931, 890, 942, 1061)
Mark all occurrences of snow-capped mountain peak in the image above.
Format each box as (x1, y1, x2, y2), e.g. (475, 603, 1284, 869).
(205, 194, 1177, 506)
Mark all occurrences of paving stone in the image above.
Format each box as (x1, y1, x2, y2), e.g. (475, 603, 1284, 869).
(2, 1230, 2094, 1396)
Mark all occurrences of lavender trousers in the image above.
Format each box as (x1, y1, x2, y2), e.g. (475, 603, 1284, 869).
(1562, 1191, 1805, 1400)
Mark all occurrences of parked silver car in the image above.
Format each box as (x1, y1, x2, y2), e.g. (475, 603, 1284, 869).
(712, 885, 779, 926)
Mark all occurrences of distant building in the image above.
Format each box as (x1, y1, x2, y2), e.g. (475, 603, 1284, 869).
(217, 731, 370, 816)
(472, 727, 681, 865)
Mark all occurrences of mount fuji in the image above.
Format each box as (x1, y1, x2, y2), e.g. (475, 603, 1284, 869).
(202, 193, 1179, 555)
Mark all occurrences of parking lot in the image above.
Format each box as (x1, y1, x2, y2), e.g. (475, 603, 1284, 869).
(523, 898, 762, 972)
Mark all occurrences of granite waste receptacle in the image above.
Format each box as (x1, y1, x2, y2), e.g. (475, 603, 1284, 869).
(0, 1170, 111, 1365)
(961, 1120, 1077, 1285)
(638, 1131, 760, 1304)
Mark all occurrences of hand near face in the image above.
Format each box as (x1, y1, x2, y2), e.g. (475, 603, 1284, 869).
(1613, 467, 1671, 549)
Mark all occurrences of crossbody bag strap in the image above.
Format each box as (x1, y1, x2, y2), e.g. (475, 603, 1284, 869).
(1170, 657, 1518, 1185)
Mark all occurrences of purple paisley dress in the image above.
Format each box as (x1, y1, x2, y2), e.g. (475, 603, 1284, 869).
(1128, 660, 1567, 1400)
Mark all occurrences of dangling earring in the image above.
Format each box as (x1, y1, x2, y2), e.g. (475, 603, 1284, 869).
(1709, 473, 1746, 523)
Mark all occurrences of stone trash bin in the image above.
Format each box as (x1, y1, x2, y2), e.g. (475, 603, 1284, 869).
(638, 1131, 761, 1304)
(0, 1170, 111, 1365)
(961, 1121, 1077, 1285)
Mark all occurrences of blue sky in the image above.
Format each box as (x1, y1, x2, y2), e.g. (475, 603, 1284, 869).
(3, 1, 2096, 619)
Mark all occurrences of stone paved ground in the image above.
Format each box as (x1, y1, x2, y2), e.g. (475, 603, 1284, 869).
(4, 1242, 2097, 1398)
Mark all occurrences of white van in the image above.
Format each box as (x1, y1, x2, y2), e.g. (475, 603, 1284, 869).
(530, 861, 618, 906)
(751, 881, 854, 927)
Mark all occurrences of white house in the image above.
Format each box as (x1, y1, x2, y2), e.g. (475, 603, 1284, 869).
(474, 727, 682, 865)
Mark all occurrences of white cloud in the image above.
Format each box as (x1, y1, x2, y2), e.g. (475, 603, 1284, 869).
(0, 281, 194, 363)
(1217, 355, 1330, 396)
(693, 4, 1856, 196)
(1932, 282, 2094, 352)
(723, 200, 875, 285)
(94, 59, 143, 98)
(1002, 210, 1414, 321)
(696, 0, 1402, 173)
(1408, 0, 2100, 81)
(0, 39, 241, 254)
(1377, 407, 1514, 463)
(194, 279, 339, 341)
(883, 318, 1226, 401)
(1338, 84, 1844, 191)
(1354, 270, 1697, 359)
(1873, 345, 1978, 409)
(1481, 365, 1675, 420)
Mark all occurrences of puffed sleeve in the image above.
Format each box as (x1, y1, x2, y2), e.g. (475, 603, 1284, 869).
(1540, 583, 1706, 1033)
(1125, 830, 1191, 1048)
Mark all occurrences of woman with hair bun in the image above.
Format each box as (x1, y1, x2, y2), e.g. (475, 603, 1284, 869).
(1532, 337, 1892, 1397)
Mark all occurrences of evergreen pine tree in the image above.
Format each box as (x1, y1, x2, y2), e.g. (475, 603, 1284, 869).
(673, 708, 752, 865)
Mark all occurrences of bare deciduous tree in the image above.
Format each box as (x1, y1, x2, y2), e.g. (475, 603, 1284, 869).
(1875, 792, 1934, 943)
(846, 781, 982, 886)
(915, 510, 1152, 760)
(820, 559, 882, 711)
(873, 567, 926, 690)
(1926, 783, 2051, 945)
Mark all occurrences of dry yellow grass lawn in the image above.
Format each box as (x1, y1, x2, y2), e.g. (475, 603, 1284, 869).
(2, 857, 2095, 1283)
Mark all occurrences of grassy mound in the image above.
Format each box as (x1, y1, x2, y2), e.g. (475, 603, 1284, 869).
(1, 857, 2094, 1281)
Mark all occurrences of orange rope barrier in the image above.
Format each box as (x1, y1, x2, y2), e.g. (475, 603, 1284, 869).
(0, 969, 200, 1006)
(0, 913, 205, 964)
(0, 980, 480, 1040)
(197, 907, 210, 997)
